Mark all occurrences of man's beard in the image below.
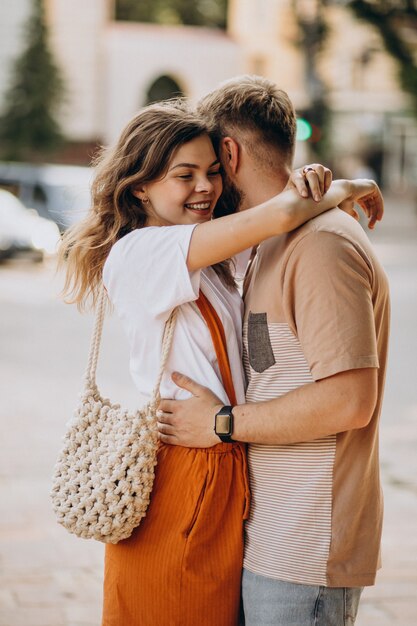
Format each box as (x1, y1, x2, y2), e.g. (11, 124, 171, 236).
(213, 175, 245, 219)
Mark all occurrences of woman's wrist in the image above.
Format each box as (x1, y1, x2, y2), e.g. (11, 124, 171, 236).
(336, 178, 354, 202)
(261, 178, 356, 238)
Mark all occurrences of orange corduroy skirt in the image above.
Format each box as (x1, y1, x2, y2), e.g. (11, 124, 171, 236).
(102, 441, 250, 626)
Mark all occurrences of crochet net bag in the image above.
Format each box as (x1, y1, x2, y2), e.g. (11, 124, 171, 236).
(50, 286, 177, 544)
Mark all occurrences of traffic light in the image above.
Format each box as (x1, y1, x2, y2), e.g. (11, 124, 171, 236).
(296, 118, 312, 141)
(296, 118, 321, 142)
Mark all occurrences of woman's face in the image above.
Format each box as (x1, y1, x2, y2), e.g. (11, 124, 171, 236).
(137, 134, 223, 227)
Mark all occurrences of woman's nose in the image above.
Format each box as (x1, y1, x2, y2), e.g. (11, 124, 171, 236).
(194, 176, 213, 193)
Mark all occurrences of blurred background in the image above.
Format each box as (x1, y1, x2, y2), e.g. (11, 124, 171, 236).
(0, 1, 416, 625)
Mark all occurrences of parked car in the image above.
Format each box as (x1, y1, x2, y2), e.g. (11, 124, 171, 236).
(0, 162, 92, 231)
(0, 189, 61, 262)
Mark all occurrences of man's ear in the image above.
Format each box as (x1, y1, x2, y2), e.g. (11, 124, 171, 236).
(220, 136, 240, 174)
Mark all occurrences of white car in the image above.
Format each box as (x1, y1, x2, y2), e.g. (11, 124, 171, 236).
(0, 162, 92, 230)
(0, 189, 61, 262)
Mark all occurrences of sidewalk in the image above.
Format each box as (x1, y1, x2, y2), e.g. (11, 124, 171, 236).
(357, 195, 417, 625)
(369, 191, 417, 242)
(0, 194, 416, 626)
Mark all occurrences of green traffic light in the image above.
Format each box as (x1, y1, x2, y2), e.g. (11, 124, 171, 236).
(296, 118, 313, 141)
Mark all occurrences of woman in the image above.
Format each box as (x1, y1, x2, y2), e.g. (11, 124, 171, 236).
(60, 101, 382, 626)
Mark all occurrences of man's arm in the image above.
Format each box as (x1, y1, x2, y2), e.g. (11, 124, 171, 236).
(159, 227, 381, 448)
(157, 367, 378, 448)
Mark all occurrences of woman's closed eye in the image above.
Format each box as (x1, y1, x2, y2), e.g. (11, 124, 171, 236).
(208, 168, 222, 177)
(176, 168, 221, 180)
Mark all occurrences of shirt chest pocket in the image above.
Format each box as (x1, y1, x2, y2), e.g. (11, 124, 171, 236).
(247, 311, 276, 373)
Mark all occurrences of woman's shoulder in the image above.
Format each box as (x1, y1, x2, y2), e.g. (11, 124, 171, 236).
(105, 226, 164, 267)
(110, 226, 155, 255)
(110, 224, 197, 258)
(103, 224, 197, 283)
(103, 224, 201, 318)
(103, 228, 149, 282)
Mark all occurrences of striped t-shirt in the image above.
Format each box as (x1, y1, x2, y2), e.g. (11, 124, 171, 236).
(242, 209, 390, 588)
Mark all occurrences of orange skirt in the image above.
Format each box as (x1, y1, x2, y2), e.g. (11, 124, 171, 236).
(102, 441, 250, 626)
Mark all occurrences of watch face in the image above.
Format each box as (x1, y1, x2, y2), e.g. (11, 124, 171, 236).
(216, 413, 232, 436)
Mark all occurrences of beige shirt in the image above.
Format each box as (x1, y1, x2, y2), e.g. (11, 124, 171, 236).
(243, 208, 390, 587)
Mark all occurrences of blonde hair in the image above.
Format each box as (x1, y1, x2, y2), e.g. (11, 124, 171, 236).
(59, 101, 234, 310)
(198, 75, 297, 166)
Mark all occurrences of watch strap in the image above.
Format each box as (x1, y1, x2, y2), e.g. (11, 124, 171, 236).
(218, 433, 236, 443)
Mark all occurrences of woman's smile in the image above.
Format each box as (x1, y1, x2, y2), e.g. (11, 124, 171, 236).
(184, 201, 212, 215)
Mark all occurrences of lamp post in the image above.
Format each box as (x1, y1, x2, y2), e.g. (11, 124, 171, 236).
(293, 0, 329, 157)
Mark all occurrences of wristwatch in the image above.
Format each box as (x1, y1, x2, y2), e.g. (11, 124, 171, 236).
(214, 405, 236, 443)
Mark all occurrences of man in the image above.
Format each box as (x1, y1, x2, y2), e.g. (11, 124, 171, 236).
(157, 76, 390, 625)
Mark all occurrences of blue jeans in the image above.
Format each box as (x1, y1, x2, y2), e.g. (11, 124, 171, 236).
(242, 569, 363, 626)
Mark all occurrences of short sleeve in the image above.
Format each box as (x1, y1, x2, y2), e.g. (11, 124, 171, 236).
(233, 248, 253, 281)
(103, 224, 201, 321)
(281, 230, 379, 380)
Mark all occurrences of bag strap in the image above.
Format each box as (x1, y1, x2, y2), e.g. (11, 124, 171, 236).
(195, 291, 237, 407)
(84, 283, 177, 406)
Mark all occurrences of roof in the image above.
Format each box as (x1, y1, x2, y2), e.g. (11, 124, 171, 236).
(108, 21, 234, 42)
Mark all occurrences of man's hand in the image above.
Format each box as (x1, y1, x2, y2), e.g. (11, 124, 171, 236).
(286, 163, 333, 202)
(157, 372, 223, 447)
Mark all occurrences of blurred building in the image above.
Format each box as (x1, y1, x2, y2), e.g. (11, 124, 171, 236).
(0, 0, 241, 146)
(1, 0, 416, 193)
(230, 0, 417, 193)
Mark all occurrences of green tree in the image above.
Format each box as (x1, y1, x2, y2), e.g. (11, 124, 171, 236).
(0, 0, 65, 161)
(349, 0, 417, 116)
(115, 0, 228, 29)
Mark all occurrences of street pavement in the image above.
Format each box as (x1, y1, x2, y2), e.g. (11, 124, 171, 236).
(0, 197, 416, 626)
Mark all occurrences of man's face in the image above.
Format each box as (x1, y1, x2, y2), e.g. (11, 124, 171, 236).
(213, 167, 245, 218)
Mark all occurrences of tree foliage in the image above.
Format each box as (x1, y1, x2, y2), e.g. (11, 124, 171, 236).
(349, 0, 417, 115)
(0, 0, 65, 161)
(115, 0, 228, 29)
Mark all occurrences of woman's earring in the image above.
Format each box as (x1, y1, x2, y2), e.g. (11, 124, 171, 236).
(142, 196, 149, 204)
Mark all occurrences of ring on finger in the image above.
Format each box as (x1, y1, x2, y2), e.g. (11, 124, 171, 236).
(302, 166, 315, 175)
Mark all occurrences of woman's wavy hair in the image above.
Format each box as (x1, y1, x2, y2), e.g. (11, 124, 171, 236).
(59, 100, 236, 310)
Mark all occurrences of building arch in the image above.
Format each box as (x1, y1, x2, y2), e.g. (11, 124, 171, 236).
(145, 74, 185, 105)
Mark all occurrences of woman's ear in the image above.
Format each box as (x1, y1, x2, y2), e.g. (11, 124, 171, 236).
(220, 137, 240, 174)
(132, 187, 149, 203)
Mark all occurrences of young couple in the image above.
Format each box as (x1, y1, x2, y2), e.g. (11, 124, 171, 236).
(60, 75, 389, 626)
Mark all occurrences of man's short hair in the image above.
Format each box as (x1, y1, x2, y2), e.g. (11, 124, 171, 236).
(197, 75, 297, 165)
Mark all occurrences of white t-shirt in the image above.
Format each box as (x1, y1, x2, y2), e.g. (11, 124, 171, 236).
(103, 225, 249, 405)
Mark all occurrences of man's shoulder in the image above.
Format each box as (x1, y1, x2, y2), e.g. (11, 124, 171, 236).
(260, 206, 362, 246)
(282, 208, 375, 262)
(251, 209, 381, 294)
(296, 208, 367, 243)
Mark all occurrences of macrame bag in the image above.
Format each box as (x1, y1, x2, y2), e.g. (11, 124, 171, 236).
(50, 285, 177, 544)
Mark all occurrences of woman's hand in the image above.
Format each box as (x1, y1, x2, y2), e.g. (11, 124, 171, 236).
(339, 179, 384, 229)
(286, 163, 333, 202)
